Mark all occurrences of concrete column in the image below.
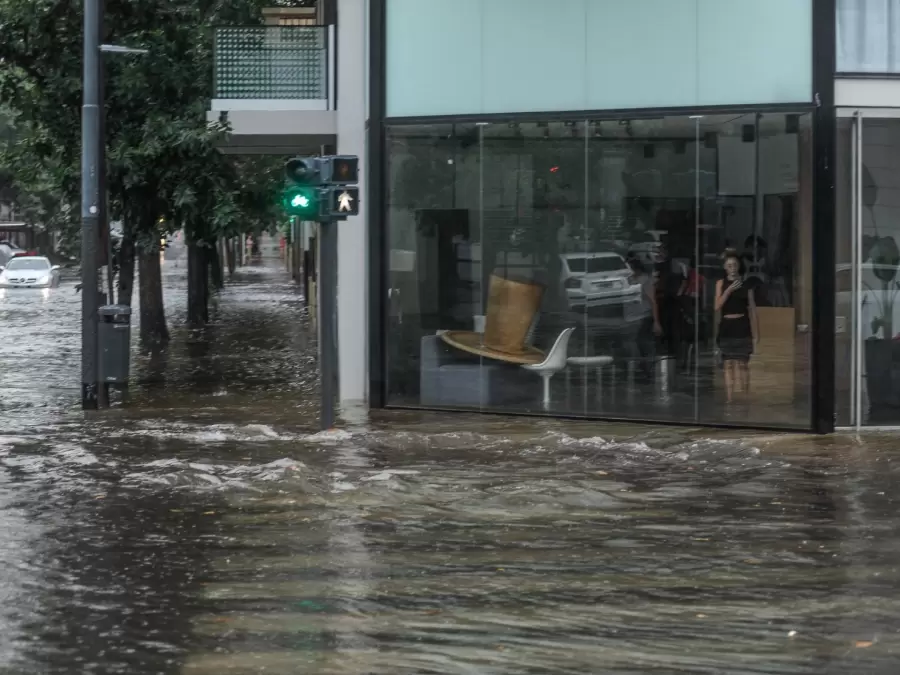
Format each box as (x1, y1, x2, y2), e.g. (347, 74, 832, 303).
(336, 0, 368, 404)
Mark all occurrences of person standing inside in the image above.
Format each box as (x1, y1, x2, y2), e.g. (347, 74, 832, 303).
(627, 256, 660, 380)
(715, 251, 759, 404)
(677, 256, 703, 372)
(653, 240, 686, 360)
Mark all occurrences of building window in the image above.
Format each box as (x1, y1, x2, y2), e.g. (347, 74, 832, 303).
(837, 0, 900, 72)
(384, 112, 815, 429)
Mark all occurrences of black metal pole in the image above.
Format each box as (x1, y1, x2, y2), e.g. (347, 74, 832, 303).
(81, 0, 101, 410)
(319, 219, 338, 430)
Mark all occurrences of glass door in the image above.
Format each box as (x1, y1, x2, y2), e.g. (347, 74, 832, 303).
(837, 111, 900, 428)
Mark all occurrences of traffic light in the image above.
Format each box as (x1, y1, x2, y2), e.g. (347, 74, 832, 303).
(284, 157, 322, 185)
(282, 154, 360, 221)
(321, 185, 360, 218)
(320, 156, 359, 184)
(283, 157, 321, 217)
(282, 185, 319, 217)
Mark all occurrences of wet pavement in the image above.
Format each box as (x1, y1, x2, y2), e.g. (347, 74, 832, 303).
(1, 247, 900, 674)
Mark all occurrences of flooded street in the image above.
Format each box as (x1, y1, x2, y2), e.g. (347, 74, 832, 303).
(2, 251, 900, 674)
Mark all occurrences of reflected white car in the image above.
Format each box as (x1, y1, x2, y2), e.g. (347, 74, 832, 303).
(560, 252, 641, 309)
(0, 256, 61, 289)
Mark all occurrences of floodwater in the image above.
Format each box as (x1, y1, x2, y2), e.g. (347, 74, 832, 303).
(2, 248, 900, 674)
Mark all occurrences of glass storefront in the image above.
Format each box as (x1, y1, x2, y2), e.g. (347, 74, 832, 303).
(384, 112, 815, 428)
(836, 113, 900, 427)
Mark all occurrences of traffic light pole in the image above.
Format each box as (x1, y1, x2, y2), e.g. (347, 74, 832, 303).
(319, 218, 338, 430)
(81, 0, 101, 410)
(282, 154, 359, 431)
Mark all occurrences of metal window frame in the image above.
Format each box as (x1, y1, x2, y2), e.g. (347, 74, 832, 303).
(812, 0, 837, 433)
(368, 0, 388, 409)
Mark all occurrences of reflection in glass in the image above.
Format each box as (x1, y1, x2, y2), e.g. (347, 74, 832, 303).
(385, 112, 814, 429)
(836, 118, 900, 427)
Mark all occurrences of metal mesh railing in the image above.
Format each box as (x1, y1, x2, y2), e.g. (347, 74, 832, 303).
(214, 26, 327, 99)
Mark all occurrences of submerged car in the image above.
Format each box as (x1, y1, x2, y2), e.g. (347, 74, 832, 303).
(0, 255, 61, 289)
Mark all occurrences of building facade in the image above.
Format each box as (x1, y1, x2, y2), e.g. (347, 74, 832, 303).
(217, 1, 900, 433)
(209, 0, 370, 406)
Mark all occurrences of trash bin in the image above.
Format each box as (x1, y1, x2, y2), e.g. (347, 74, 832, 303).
(98, 304, 132, 384)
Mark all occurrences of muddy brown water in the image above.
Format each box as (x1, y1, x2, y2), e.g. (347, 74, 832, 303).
(1, 253, 899, 674)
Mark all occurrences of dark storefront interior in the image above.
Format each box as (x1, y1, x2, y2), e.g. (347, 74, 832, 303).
(383, 112, 815, 429)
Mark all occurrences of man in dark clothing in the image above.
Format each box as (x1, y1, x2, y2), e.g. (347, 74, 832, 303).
(653, 242, 686, 358)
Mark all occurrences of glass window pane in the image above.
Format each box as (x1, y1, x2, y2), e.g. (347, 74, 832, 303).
(696, 113, 813, 427)
(385, 0, 483, 117)
(385, 0, 812, 117)
(837, 0, 900, 73)
(477, 121, 588, 415)
(482, 0, 587, 114)
(585, 1, 697, 110)
(858, 119, 900, 425)
(385, 123, 483, 405)
(586, 116, 703, 423)
(697, 0, 812, 105)
(385, 113, 814, 429)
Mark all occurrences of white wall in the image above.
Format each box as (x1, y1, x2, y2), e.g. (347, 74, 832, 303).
(336, 0, 369, 404)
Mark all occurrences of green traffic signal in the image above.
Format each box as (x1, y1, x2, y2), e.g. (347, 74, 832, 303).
(283, 186, 318, 216)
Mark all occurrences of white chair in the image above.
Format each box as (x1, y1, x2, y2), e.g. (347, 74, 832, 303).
(521, 327, 576, 409)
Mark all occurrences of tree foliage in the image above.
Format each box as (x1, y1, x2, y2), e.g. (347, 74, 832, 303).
(0, 0, 283, 338)
(0, 107, 80, 256)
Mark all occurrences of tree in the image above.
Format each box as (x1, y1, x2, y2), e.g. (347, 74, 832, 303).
(169, 149, 283, 327)
(0, 107, 80, 257)
(0, 0, 272, 346)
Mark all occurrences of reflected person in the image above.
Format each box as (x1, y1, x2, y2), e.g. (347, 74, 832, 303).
(714, 252, 759, 404)
(627, 256, 660, 380)
(653, 241, 686, 359)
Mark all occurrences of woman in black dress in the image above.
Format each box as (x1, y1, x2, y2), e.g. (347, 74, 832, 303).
(715, 252, 759, 403)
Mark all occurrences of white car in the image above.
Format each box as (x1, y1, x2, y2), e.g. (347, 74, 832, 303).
(560, 252, 641, 310)
(0, 256, 61, 289)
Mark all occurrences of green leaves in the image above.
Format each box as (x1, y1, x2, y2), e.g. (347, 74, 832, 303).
(0, 0, 277, 249)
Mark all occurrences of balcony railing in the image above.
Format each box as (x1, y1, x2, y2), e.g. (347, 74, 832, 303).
(213, 26, 332, 102)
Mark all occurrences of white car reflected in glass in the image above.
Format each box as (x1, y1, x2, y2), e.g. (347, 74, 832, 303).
(0, 256, 61, 289)
(560, 252, 641, 312)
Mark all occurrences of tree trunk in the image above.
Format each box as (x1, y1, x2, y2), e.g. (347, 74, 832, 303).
(138, 246, 169, 348)
(187, 242, 208, 327)
(209, 241, 224, 291)
(225, 237, 236, 276)
(117, 227, 136, 306)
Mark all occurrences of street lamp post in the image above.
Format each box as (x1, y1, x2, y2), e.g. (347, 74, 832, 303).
(80, 0, 101, 410)
(80, 0, 148, 410)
